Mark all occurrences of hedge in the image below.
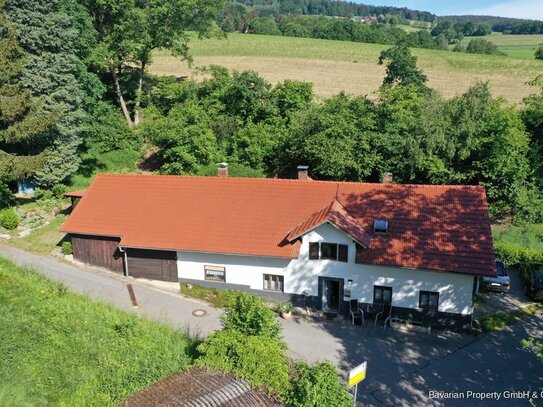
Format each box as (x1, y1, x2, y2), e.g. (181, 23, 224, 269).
(494, 241, 543, 266)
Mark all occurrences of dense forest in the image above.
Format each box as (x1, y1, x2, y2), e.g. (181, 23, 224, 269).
(1, 0, 543, 225)
(231, 0, 435, 22)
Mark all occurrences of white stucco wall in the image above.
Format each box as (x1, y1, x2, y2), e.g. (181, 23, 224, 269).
(177, 223, 476, 315)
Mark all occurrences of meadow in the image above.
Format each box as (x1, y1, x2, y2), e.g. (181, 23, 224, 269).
(0, 258, 195, 406)
(460, 32, 543, 60)
(150, 33, 543, 103)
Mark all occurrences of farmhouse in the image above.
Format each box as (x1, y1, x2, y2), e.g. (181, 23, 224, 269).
(61, 166, 496, 330)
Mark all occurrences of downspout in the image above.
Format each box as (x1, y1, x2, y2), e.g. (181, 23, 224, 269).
(118, 246, 129, 277)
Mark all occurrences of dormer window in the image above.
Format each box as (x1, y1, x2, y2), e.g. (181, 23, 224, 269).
(373, 219, 388, 234)
(309, 242, 348, 262)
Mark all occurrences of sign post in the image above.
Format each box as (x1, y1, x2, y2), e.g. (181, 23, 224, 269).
(348, 361, 367, 406)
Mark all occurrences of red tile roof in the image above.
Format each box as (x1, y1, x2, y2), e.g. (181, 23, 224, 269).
(64, 189, 86, 198)
(286, 200, 373, 248)
(61, 174, 496, 276)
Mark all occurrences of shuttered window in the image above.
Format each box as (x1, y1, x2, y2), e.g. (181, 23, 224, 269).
(204, 265, 226, 282)
(338, 244, 348, 262)
(309, 243, 319, 259)
(320, 243, 337, 260)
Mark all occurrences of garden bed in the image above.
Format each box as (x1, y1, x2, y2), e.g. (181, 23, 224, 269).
(389, 317, 431, 333)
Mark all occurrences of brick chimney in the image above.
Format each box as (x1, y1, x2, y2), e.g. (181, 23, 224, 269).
(382, 172, 393, 184)
(217, 162, 229, 177)
(297, 165, 309, 180)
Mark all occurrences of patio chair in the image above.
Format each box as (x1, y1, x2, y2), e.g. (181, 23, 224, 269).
(374, 303, 393, 329)
(421, 309, 437, 329)
(349, 299, 364, 326)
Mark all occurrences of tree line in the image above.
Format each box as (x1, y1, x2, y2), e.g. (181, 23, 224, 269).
(2, 0, 543, 225)
(231, 0, 435, 22)
(218, 6, 520, 57)
(440, 15, 543, 35)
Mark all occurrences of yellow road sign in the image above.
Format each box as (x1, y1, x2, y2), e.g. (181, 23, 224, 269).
(348, 361, 367, 387)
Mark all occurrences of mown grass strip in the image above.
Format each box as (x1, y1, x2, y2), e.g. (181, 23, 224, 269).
(0, 257, 196, 406)
(479, 304, 543, 332)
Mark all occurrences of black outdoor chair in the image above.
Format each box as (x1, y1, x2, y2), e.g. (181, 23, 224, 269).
(349, 299, 364, 326)
(421, 309, 437, 329)
(374, 303, 393, 329)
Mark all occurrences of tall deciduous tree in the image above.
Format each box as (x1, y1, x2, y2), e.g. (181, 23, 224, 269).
(0, 0, 55, 183)
(83, 0, 224, 127)
(378, 44, 428, 89)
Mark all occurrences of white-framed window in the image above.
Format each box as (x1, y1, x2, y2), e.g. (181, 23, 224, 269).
(308, 242, 348, 262)
(204, 265, 226, 282)
(419, 291, 439, 310)
(263, 274, 284, 292)
(373, 285, 392, 304)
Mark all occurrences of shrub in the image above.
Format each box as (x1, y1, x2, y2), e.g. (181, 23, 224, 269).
(220, 291, 282, 340)
(278, 301, 293, 313)
(286, 361, 352, 407)
(494, 241, 543, 266)
(0, 208, 19, 230)
(535, 45, 543, 60)
(465, 38, 504, 55)
(51, 184, 67, 199)
(34, 188, 53, 200)
(196, 329, 291, 396)
(61, 242, 73, 255)
(0, 184, 15, 209)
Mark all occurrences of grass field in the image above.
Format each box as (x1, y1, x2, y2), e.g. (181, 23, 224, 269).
(150, 33, 543, 103)
(0, 257, 195, 406)
(460, 32, 543, 60)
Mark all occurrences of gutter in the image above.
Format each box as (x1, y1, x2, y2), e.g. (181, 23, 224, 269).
(118, 246, 129, 277)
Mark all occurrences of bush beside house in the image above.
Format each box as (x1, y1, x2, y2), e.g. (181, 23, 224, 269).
(196, 291, 352, 406)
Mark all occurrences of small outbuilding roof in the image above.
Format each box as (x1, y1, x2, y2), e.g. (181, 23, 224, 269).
(63, 189, 86, 198)
(120, 367, 282, 407)
(61, 173, 496, 276)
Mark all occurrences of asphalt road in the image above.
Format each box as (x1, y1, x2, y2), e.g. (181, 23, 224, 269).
(1, 245, 542, 407)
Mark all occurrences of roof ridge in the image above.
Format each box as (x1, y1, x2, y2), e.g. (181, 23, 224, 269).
(94, 173, 485, 190)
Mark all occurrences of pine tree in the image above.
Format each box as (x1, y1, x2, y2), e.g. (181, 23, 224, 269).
(0, 0, 55, 182)
(6, 0, 95, 186)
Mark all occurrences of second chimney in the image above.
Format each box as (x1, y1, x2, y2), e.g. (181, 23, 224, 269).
(217, 162, 229, 177)
(297, 165, 309, 180)
(382, 172, 393, 184)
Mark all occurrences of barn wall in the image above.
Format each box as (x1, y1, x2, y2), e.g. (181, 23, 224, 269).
(71, 234, 124, 273)
(127, 249, 178, 282)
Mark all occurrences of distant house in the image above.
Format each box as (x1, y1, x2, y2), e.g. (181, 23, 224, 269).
(61, 166, 495, 330)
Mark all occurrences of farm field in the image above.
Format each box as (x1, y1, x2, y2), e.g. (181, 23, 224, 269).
(460, 32, 543, 60)
(150, 33, 543, 103)
(0, 258, 195, 406)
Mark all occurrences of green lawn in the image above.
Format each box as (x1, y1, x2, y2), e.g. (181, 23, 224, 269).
(492, 224, 543, 250)
(0, 257, 195, 406)
(151, 33, 543, 102)
(459, 33, 543, 60)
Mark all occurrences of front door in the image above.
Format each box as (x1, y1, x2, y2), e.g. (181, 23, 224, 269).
(321, 278, 341, 313)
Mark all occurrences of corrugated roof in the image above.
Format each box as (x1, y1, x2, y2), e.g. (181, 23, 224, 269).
(61, 173, 496, 276)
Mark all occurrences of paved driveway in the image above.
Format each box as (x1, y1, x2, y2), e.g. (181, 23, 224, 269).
(1, 245, 542, 406)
